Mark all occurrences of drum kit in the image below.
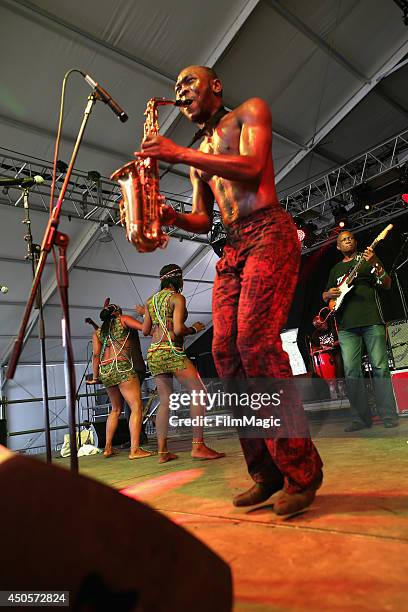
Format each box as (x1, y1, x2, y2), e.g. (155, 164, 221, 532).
(308, 315, 346, 399)
(311, 345, 339, 380)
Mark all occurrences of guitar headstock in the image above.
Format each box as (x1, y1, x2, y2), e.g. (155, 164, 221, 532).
(377, 224, 393, 242)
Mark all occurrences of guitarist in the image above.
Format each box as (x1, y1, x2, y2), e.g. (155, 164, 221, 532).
(322, 230, 398, 431)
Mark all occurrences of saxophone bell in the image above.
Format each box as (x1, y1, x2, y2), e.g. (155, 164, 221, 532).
(111, 97, 181, 253)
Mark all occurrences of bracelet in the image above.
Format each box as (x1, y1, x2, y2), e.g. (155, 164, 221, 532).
(190, 325, 197, 334)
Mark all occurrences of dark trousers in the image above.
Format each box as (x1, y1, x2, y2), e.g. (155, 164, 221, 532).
(212, 207, 323, 494)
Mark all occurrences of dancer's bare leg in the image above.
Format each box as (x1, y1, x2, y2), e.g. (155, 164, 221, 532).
(175, 361, 225, 460)
(120, 377, 153, 459)
(104, 386, 122, 457)
(155, 374, 178, 463)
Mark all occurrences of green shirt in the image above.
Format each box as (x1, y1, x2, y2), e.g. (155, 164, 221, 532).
(325, 256, 383, 330)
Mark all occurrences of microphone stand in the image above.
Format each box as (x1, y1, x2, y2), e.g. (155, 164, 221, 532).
(22, 186, 52, 462)
(7, 92, 99, 472)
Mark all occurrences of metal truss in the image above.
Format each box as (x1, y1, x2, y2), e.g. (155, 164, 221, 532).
(280, 128, 408, 251)
(0, 148, 216, 244)
(300, 194, 408, 253)
(3, 130, 408, 257)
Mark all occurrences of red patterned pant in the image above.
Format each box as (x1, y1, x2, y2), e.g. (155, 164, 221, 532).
(212, 206, 323, 493)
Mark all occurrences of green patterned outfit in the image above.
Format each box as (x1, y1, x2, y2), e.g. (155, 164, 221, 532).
(97, 317, 139, 387)
(147, 289, 188, 376)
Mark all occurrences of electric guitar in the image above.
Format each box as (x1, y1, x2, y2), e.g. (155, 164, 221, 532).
(328, 224, 393, 313)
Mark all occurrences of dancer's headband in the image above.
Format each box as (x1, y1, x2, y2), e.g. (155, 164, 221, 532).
(160, 269, 182, 281)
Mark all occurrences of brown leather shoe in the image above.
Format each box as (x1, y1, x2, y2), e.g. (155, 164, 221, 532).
(273, 488, 316, 516)
(233, 482, 281, 507)
(273, 470, 323, 516)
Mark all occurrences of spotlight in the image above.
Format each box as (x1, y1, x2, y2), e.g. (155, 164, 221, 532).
(297, 227, 306, 242)
(333, 205, 348, 229)
(364, 203, 371, 211)
(293, 217, 317, 248)
(87, 170, 101, 183)
(56, 160, 68, 174)
(294, 217, 306, 243)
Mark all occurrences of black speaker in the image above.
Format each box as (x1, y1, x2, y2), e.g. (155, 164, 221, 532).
(293, 372, 330, 402)
(92, 417, 130, 448)
(0, 452, 232, 611)
(387, 319, 408, 369)
(0, 419, 6, 447)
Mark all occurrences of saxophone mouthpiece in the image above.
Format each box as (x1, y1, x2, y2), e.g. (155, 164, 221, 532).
(175, 99, 193, 107)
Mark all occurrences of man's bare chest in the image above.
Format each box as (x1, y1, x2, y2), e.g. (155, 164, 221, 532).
(197, 128, 240, 182)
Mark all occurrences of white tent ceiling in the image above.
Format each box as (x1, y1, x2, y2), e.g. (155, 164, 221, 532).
(1, 0, 408, 367)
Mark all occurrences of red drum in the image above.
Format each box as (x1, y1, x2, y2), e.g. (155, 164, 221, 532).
(312, 348, 338, 379)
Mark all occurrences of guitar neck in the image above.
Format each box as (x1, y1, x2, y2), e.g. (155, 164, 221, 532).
(345, 256, 363, 283)
(346, 234, 382, 283)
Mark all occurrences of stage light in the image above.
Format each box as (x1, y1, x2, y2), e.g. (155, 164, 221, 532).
(332, 205, 349, 229)
(297, 227, 306, 242)
(294, 217, 306, 243)
(364, 203, 371, 211)
(294, 217, 317, 247)
(87, 170, 101, 183)
(56, 160, 68, 174)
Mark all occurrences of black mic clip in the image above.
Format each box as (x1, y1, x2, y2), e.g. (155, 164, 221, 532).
(81, 72, 128, 123)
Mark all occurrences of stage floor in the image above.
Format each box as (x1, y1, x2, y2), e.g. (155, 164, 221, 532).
(57, 417, 408, 612)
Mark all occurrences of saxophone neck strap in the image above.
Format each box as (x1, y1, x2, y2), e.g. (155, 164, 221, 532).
(190, 106, 229, 146)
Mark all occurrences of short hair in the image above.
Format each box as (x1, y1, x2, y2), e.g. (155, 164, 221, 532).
(200, 66, 220, 81)
(178, 65, 223, 96)
(200, 66, 222, 95)
(159, 264, 183, 292)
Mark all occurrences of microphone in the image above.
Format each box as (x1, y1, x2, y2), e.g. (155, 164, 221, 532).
(0, 175, 44, 188)
(1, 286, 9, 294)
(81, 72, 128, 123)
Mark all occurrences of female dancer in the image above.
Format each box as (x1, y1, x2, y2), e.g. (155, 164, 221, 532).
(88, 302, 152, 459)
(143, 264, 225, 463)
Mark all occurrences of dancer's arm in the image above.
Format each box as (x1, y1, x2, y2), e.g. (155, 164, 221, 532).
(142, 301, 153, 336)
(172, 294, 205, 336)
(120, 314, 143, 331)
(87, 332, 102, 384)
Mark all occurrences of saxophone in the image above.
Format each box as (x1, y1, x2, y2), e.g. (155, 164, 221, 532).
(110, 97, 190, 253)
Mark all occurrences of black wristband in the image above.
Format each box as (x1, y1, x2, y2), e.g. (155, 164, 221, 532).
(190, 325, 197, 335)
